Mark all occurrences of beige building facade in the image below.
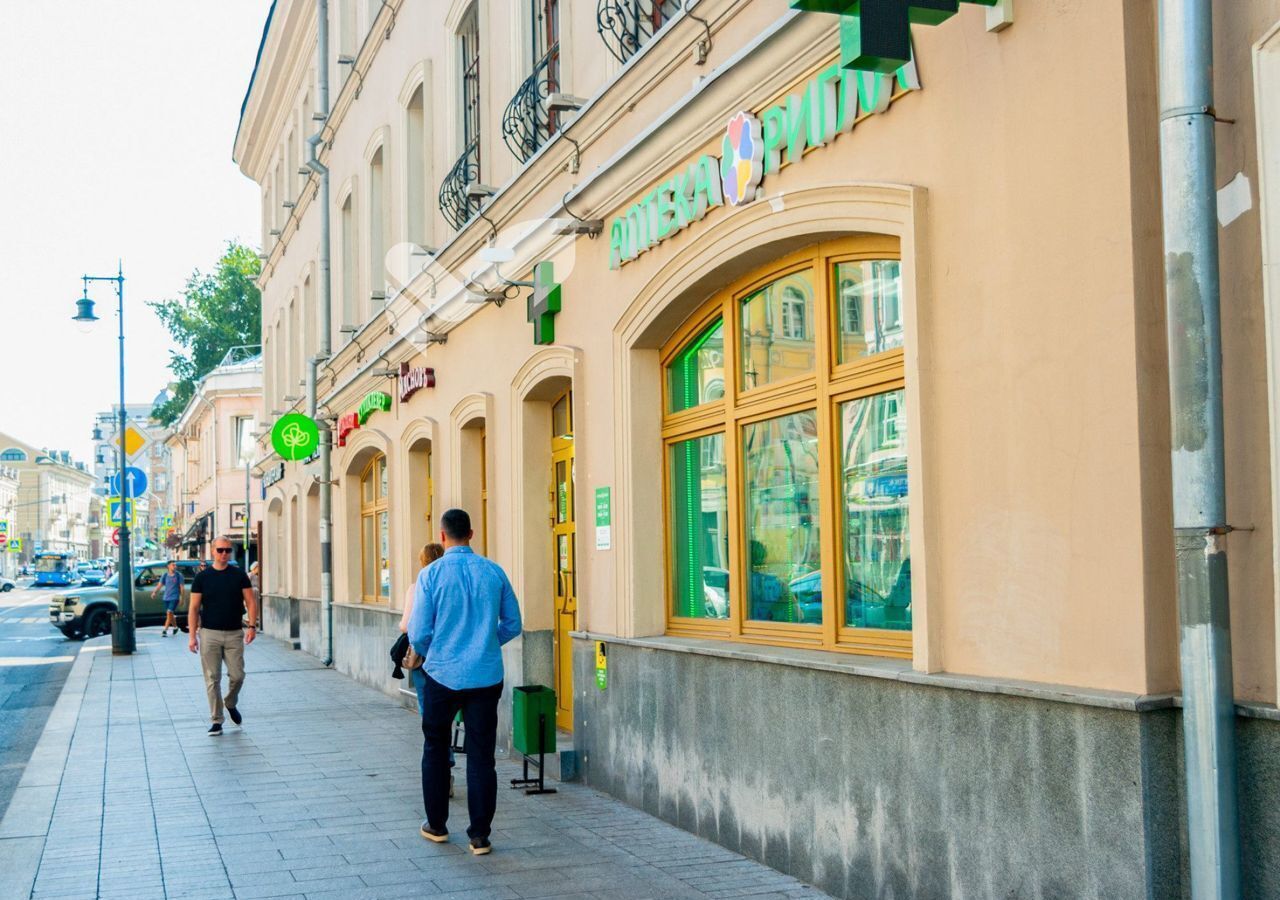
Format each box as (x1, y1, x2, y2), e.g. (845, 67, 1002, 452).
(236, 2, 1280, 895)
(0, 435, 96, 567)
(166, 353, 263, 564)
(0, 464, 17, 577)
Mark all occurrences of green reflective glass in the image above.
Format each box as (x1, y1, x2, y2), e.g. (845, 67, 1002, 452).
(739, 269, 815, 391)
(742, 410, 821, 624)
(667, 320, 726, 413)
(840, 389, 910, 630)
(835, 260, 903, 364)
(362, 514, 376, 598)
(668, 433, 729, 619)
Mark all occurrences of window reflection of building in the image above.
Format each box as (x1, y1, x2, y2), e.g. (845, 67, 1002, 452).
(837, 259, 903, 363)
(740, 270, 815, 390)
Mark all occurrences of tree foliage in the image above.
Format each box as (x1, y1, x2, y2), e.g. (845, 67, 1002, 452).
(150, 243, 262, 425)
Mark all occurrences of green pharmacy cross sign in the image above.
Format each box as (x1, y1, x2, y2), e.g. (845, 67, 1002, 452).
(792, 0, 998, 73)
(526, 260, 561, 346)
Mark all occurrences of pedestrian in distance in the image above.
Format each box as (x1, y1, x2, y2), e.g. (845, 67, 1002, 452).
(408, 509, 522, 855)
(248, 561, 263, 629)
(152, 560, 183, 636)
(188, 537, 258, 736)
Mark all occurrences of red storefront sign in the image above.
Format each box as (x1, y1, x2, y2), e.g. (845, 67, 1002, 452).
(398, 362, 436, 403)
(337, 412, 360, 447)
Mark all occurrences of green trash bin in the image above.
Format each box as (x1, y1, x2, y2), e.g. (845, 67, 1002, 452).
(512, 685, 556, 756)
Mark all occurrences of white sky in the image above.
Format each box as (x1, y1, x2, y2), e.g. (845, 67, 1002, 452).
(0, 0, 270, 463)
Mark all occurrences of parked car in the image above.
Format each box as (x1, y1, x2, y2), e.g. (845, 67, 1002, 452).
(0, 576, 14, 592)
(78, 568, 106, 587)
(49, 559, 201, 639)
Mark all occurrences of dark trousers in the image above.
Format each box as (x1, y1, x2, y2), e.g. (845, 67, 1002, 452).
(421, 673, 503, 839)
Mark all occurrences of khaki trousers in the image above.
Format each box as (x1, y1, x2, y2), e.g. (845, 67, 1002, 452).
(199, 628, 245, 724)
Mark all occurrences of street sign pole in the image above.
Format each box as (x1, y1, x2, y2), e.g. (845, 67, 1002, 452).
(113, 264, 135, 654)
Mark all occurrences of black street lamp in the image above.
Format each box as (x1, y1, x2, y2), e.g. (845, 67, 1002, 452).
(72, 262, 135, 655)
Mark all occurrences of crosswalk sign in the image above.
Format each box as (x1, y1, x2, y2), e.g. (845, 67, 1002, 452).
(107, 498, 135, 528)
(8, 538, 21, 552)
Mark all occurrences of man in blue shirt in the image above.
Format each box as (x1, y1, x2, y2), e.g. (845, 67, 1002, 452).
(152, 560, 184, 636)
(408, 508, 522, 855)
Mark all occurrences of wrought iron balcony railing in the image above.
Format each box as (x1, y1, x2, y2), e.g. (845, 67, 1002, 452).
(502, 44, 560, 163)
(439, 139, 482, 231)
(596, 0, 682, 64)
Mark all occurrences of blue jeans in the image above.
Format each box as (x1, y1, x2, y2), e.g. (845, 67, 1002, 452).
(411, 668, 455, 766)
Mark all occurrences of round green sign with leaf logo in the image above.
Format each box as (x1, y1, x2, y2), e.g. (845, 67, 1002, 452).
(271, 413, 320, 461)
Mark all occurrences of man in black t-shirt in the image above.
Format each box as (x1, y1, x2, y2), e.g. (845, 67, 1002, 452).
(188, 538, 259, 736)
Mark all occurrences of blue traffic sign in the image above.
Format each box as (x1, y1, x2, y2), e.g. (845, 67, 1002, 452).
(107, 498, 135, 528)
(109, 467, 148, 498)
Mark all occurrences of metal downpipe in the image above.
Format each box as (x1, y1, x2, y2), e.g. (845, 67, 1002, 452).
(1157, 1, 1242, 896)
(308, 0, 334, 668)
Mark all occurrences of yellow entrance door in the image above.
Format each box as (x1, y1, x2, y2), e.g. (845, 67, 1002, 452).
(551, 389, 576, 731)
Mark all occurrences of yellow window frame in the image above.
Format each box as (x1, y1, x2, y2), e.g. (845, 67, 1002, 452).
(660, 236, 911, 658)
(359, 453, 389, 604)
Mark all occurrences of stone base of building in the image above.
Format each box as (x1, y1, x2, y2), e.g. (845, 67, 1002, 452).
(570, 636, 1280, 900)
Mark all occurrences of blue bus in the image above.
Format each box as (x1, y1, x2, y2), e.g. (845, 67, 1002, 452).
(34, 552, 77, 587)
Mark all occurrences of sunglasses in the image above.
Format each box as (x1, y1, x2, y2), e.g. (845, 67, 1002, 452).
(214, 548, 233, 554)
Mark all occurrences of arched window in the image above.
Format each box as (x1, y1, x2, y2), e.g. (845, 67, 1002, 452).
(340, 190, 356, 335)
(360, 454, 390, 602)
(368, 144, 387, 308)
(0, 448, 27, 462)
(661, 236, 910, 657)
(405, 84, 429, 247)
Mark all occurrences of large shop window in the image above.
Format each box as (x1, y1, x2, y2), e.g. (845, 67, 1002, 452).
(360, 454, 391, 603)
(661, 237, 911, 657)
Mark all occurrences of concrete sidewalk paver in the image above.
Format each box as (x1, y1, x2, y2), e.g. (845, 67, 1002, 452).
(0, 631, 831, 900)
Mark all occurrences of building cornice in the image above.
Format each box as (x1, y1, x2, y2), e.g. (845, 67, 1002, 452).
(234, 0, 318, 180)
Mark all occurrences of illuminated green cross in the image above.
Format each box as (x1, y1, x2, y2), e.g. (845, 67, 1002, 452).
(527, 260, 561, 346)
(791, 0, 997, 73)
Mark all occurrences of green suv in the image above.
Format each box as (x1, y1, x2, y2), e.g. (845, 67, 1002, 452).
(49, 559, 204, 639)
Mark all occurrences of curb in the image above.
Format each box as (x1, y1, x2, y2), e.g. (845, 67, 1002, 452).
(0, 638, 104, 900)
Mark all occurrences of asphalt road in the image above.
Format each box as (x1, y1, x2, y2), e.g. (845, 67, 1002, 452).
(0, 581, 81, 822)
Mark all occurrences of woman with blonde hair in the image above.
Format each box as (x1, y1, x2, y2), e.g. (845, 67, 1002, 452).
(400, 543, 453, 790)
(400, 542, 445, 711)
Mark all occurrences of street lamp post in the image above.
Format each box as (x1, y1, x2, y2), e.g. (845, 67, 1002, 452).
(73, 261, 135, 655)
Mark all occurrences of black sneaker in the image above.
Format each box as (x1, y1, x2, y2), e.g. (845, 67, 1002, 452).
(419, 823, 449, 843)
(207, 723, 222, 736)
(469, 837, 492, 856)
(226, 706, 242, 726)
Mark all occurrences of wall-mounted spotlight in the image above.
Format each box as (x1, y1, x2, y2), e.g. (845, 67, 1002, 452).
(465, 182, 497, 200)
(282, 394, 301, 403)
(370, 290, 386, 306)
(282, 200, 296, 209)
(546, 92, 588, 114)
(410, 329, 448, 346)
(464, 288, 506, 305)
(339, 324, 358, 334)
(337, 55, 356, 66)
(269, 228, 282, 236)
(369, 367, 397, 378)
(553, 217, 604, 237)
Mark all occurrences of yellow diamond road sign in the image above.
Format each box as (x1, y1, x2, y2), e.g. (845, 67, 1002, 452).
(114, 426, 149, 459)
